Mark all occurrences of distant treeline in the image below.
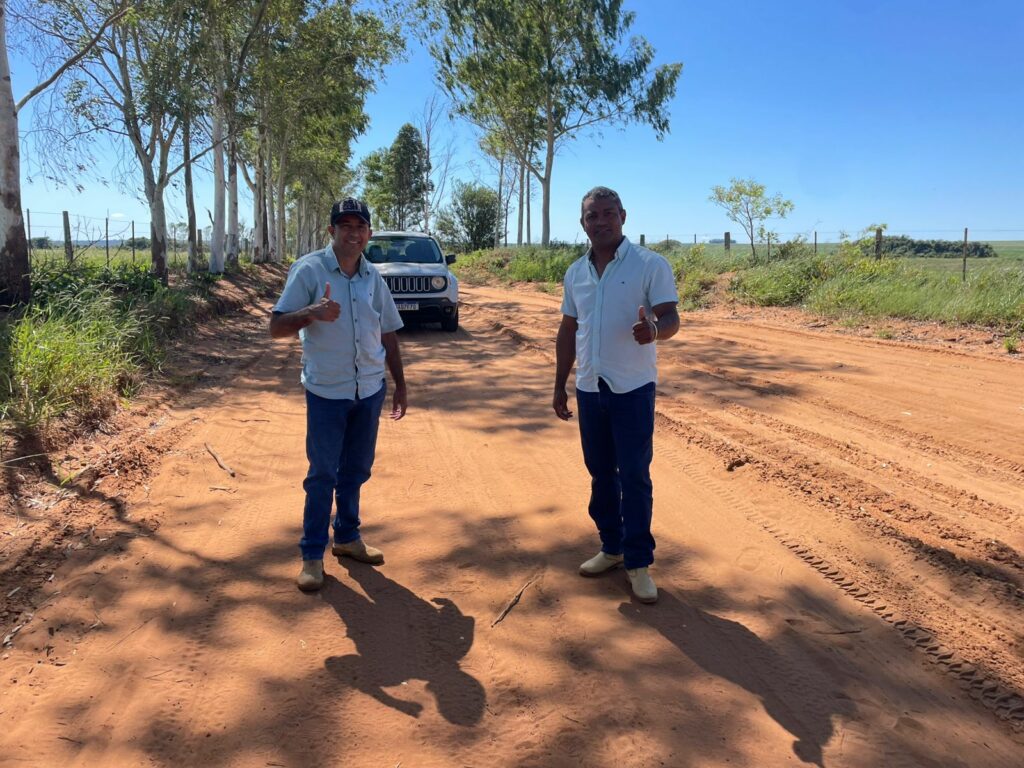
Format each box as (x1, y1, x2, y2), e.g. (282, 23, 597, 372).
(870, 235, 996, 259)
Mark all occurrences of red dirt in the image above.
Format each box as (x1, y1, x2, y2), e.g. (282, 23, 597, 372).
(1, 279, 1022, 766)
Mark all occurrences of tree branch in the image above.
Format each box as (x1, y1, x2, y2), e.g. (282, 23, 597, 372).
(16, 1, 137, 112)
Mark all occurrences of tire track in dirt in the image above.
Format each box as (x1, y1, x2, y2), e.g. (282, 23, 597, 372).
(462, 284, 1024, 732)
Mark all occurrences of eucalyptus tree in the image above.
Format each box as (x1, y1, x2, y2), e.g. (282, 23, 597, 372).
(251, 0, 398, 261)
(0, 0, 133, 305)
(709, 178, 794, 259)
(24, 0, 218, 282)
(199, 0, 271, 272)
(362, 123, 431, 231)
(432, 0, 681, 245)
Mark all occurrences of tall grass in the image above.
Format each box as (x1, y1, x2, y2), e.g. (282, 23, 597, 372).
(0, 263, 204, 431)
(453, 245, 584, 285)
(731, 250, 1024, 327)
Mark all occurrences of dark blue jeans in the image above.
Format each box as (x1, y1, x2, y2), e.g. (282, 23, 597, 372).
(576, 379, 656, 569)
(300, 382, 386, 560)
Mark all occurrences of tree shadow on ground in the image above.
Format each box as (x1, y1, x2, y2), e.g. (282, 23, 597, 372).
(322, 560, 485, 726)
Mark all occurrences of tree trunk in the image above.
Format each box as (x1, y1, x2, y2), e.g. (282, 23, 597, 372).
(517, 160, 525, 246)
(148, 187, 169, 284)
(253, 146, 265, 264)
(227, 135, 238, 268)
(183, 117, 201, 273)
(275, 149, 287, 264)
(526, 171, 531, 245)
(210, 102, 226, 273)
(540, 135, 554, 246)
(0, 7, 29, 306)
(494, 154, 504, 248)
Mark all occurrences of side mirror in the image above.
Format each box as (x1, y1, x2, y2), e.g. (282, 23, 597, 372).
(445, 254, 457, 265)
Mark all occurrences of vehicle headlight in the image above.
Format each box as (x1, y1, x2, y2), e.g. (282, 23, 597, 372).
(431, 276, 446, 290)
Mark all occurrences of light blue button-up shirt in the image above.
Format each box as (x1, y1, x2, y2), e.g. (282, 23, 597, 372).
(273, 247, 403, 400)
(561, 237, 678, 394)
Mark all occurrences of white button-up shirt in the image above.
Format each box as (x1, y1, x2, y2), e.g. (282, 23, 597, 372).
(273, 247, 403, 400)
(561, 237, 678, 394)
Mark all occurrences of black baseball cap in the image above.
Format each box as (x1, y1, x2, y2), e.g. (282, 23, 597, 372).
(330, 198, 371, 226)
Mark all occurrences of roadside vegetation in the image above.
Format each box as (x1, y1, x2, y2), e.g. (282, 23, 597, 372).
(0, 257, 259, 437)
(452, 235, 1024, 335)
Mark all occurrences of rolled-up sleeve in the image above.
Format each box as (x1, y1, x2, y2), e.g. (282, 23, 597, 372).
(560, 263, 578, 318)
(274, 261, 316, 313)
(376, 273, 404, 333)
(647, 256, 679, 306)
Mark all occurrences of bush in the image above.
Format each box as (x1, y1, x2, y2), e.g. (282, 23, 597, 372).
(729, 254, 833, 306)
(0, 292, 144, 428)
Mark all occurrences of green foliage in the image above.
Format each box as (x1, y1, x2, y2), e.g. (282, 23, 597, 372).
(435, 181, 501, 252)
(709, 178, 794, 259)
(857, 234, 996, 259)
(0, 262, 212, 430)
(452, 245, 584, 285)
(730, 254, 833, 306)
(0, 293, 143, 429)
(1005, 335, 1019, 354)
(360, 124, 432, 231)
(729, 246, 1024, 327)
(432, 0, 681, 244)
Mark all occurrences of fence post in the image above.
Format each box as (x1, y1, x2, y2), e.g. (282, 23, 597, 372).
(26, 209, 32, 261)
(639, 234, 645, 246)
(105, 217, 110, 269)
(62, 210, 73, 264)
(693, 233, 697, 245)
(131, 221, 136, 263)
(724, 231, 730, 253)
(962, 227, 968, 282)
(875, 228, 883, 260)
(814, 231, 817, 255)
(767, 232, 772, 260)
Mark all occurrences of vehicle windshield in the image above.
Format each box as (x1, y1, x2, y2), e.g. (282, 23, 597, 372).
(364, 236, 442, 265)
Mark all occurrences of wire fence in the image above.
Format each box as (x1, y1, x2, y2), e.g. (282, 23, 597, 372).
(24, 208, 1024, 269)
(23, 209, 261, 271)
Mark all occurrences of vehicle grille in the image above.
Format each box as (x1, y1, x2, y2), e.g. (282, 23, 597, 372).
(385, 276, 442, 294)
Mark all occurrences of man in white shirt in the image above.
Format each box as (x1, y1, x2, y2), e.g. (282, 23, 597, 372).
(553, 187, 680, 604)
(271, 198, 408, 592)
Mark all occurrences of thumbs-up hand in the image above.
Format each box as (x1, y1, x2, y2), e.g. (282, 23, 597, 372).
(632, 305, 657, 345)
(310, 282, 341, 322)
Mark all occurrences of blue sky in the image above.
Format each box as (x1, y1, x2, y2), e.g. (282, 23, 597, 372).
(12, 0, 1024, 245)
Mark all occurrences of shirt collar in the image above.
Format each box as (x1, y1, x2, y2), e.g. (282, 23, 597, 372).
(585, 236, 631, 267)
(322, 246, 370, 277)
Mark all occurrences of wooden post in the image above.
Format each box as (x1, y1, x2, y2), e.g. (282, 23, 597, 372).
(814, 231, 818, 255)
(693, 233, 697, 245)
(767, 232, 772, 260)
(25, 209, 32, 261)
(62, 210, 73, 263)
(962, 227, 968, 282)
(875, 228, 883, 260)
(724, 231, 731, 253)
(105, 217, 110, 269)
(131, 221, 136, 263)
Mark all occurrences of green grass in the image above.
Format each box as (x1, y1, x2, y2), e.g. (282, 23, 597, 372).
(0, 261, 227, 433)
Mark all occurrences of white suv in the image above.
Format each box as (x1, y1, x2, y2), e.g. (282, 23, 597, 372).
(365, 232, 459, 332)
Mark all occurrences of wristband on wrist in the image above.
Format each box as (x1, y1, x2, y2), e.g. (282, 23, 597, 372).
(651, 319, 658, 341)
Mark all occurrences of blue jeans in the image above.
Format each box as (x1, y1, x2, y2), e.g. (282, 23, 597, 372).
(576, 379, 656, 569)
(300, 382, 386, 560)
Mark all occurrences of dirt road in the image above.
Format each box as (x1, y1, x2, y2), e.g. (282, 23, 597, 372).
(2, 283, 1022, 767)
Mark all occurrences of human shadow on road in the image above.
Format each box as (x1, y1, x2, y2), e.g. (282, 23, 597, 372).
(321, 561, 485, 726)
(619, 591, 852, 768)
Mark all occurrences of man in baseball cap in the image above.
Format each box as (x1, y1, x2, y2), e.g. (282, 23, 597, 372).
(270, 196, 407, 591)
(331, 197, 371, 226)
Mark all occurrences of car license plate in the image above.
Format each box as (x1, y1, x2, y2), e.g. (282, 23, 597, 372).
(395, 302, 419, 311)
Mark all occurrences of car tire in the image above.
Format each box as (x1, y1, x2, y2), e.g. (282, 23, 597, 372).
(440, 308, 459, 332)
